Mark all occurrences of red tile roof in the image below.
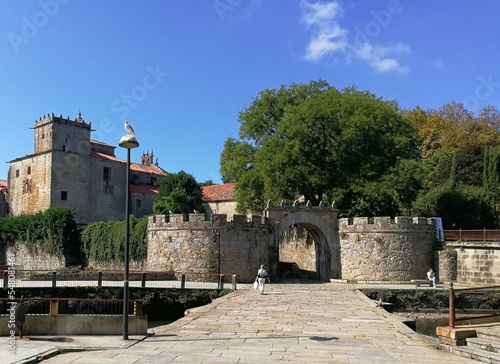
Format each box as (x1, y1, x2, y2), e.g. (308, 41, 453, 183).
(90, 150, 167, 177)
(130, 163, 167, 176)
(0, 180, 7, 191)
(90, 149, 122, 162)
(130, 183, 158, 195)
(202, 183, 235, 202)
(90, 140, 114, 148)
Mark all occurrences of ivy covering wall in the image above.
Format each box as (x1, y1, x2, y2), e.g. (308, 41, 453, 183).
(0, 208, 148, 266)
(0, 206, 79, 263)
(81, 216, 148, 264)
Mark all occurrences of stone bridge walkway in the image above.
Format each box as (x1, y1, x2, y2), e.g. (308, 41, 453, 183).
(9, 283, 475, 363)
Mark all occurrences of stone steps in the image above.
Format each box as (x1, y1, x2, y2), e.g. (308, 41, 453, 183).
(467, 337, 500, 352)
(451, 345, 500, 363)
(279, 262, 303, 279)
(451, 327, 500, 363)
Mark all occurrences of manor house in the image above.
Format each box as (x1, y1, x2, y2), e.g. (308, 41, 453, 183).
(7, 113, 167, 224)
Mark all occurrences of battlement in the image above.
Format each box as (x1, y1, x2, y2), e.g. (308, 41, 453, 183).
(339, 216, 435, 230)
(266, 199, 337, 210)
(148, 213, 269, 230)
(34, 112, 91, 130)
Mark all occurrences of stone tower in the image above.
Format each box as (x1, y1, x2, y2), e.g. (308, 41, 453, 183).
(34, 112, 91, 155)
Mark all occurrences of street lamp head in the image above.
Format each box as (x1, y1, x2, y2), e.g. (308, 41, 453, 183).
(119, 134, 140, 149)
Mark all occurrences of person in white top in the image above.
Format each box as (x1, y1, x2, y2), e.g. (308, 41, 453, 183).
(255, 265, 271, 295)
(427, 268, 436, 287)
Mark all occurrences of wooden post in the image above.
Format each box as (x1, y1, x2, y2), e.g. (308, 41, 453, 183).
(98, 271, 102, 288)
(49, 299, 59, 316)
(181, 273, 186, 289)
(52, 271, 57, 288)
(449, 283, 455, 328)
(141, 272, 146, 288)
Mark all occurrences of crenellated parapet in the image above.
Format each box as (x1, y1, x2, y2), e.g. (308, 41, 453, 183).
(146, 212, 273, 281)
(147, 213, 269, 231)
(339, 216, 435, 231)
(266, 199, 337, 210)
(34, 112, 91, 130)
(339, 216, 437, 281)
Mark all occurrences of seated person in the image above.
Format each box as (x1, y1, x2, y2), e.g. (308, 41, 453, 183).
(426, 268, 436, 287)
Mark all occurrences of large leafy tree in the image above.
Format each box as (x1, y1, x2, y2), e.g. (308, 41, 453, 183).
(221, 80, 419, 216)
(153, 171, 204, 214)
(405, 103, 500, 228)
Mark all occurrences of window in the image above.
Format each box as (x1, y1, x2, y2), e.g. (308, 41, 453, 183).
(62, 145, 66, 152)
(15, 169, 19, 177)
(103, 167, 111, 182)
(61, 191, 68, 201)
(27, 166, 31, 175)
(136, 199, 142, 210)
(151, 177, 157, 187)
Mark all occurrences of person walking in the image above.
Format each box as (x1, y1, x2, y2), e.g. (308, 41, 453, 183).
(256, 265, 271, 295)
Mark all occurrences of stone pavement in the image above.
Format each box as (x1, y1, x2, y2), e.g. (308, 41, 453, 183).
(1, 282, 477, 363)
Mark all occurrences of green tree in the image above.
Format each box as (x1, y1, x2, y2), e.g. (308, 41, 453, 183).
(405, 103, 500, 228)
(413, 184, 496, 229)
(221, 80, 420, 216)
(153, 171, 204, 214)
(483, 146, 500, 225)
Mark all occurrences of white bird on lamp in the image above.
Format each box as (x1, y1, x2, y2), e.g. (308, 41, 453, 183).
(124, 121, 136, 135)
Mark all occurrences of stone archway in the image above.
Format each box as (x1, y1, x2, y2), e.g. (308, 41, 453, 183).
(266, 205, 340, 282)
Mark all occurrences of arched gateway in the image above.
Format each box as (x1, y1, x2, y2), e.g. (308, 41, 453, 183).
(265, 201, 341, 282)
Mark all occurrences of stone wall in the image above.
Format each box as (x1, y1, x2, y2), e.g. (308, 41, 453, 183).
(5, 241, 65, 270)
(435, 249, 457, 282)
(147, 213, 273, 282)
(85, 259, 146, 271)
(279, 226, 315, 272)
(446, 242, 500, 285)
(338, 217, 436, 281)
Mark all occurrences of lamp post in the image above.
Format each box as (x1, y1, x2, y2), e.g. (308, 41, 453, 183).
(119, 133, 139, 340)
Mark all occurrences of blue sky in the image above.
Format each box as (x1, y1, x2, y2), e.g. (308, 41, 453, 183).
(1, 1, 499, 184)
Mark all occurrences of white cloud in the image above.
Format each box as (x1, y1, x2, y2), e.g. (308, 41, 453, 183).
(353, 42, 410, 73)
(301, 1, 410, 73)
(301, 1, 348, 61)
(302, 1, 343, 26)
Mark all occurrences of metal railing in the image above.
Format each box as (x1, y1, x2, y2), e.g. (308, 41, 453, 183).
(444, 229, 500, 242)
(1, 270, 238, 290)
(448, 284, 500, 327)
(0, 297, 143, 316)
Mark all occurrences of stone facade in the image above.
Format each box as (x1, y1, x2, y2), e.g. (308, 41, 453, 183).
(5, 241, 65, 270)
(338, 217, 436, 281)
(435, 249, 457, 282)
(7, 113, 167, 224)
(147, 213, 272, 282)
(147, 211, 440, 283)
(445, 241, 500, 285)
(279, 226, 316, 272)
(0, 180, 8, 217)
